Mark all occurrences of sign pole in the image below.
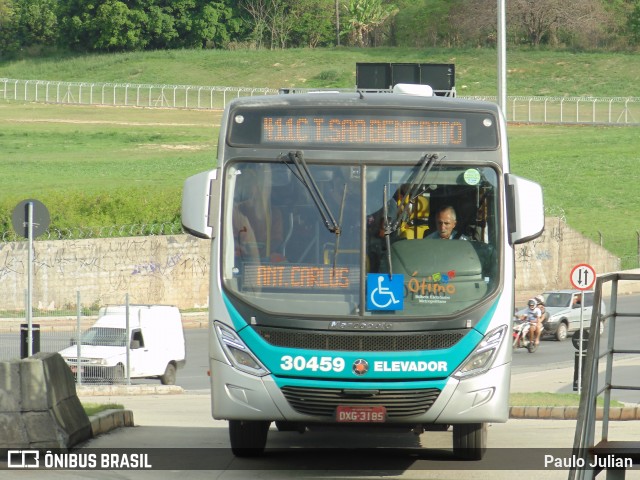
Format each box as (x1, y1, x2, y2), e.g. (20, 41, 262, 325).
(12, 199, 50, 358)
(570, 263, 597, 394)
(27, 201, 34, 357)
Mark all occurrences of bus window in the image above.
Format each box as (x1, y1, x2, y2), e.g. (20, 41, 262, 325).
(365, 165, 499, 315)
(223, 162, 362, 315)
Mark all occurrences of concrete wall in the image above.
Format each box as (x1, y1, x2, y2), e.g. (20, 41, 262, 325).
(0, 217, 624, 310)
(515, 217, 621, 301)
(0, 234, 210, 310)
(0, 352, 91, 448)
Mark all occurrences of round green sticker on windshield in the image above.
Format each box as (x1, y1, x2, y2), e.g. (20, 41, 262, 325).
(463, 169, 481, 185)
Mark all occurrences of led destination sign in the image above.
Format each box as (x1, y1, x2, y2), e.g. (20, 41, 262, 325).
(242, 263, 359, 291)
(262, 115, 465, 147)
(229, 108, 498, 149)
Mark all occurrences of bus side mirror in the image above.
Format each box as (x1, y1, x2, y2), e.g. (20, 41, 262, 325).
(506, 174, 544, 245)
(182, 169, 220, 239)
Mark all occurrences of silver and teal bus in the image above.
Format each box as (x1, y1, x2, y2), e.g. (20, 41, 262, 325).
(181, 87, 544, 460)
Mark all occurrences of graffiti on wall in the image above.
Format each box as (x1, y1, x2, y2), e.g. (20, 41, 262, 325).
(0, 235, 210, 310)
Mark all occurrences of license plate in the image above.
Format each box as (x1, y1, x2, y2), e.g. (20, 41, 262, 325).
(336, 405, 386, 423)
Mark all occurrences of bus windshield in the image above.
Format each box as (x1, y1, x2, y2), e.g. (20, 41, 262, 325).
(222, 159, 500, 318)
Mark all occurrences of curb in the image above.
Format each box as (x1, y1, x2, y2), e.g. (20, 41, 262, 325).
(78, 385, 184, 396)
(508, 405, 640, 420)
(89, 409, 135, 437)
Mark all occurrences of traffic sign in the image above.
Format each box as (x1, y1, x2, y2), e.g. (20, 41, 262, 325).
(570, 263, 596, 291)
(11, 199, 50, 239)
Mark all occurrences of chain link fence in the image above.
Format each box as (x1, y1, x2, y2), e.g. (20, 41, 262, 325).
(2, 78, 640, 125)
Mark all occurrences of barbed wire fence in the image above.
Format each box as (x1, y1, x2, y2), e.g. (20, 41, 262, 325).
(0, 221, 184, 242)
(1, 211, 639, 268)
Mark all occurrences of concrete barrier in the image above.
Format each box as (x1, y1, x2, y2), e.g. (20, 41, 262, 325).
(0, 352, 92, 449)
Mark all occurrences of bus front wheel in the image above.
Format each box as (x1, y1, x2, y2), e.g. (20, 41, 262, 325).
(229, 420, 270, 457)
(453, 423, 487, 460)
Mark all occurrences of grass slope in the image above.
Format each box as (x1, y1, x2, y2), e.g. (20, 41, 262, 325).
(2, 47, 639, 97)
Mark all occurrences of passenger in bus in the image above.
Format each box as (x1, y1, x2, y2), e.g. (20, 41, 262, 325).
(235, 167, 284, 261)
(232, 208, 260, 261)
(425, 206, 468, 240)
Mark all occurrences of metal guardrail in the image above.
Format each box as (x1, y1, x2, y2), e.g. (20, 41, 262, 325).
(2, 78, 639, 125)
(569, 273, 640, 480)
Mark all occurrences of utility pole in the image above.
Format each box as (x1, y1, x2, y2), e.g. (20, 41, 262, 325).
(497, 0, 507, 116)
(336, 0, 341, 46)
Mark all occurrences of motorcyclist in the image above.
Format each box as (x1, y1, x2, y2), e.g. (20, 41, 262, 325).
(519, 298, 542, 346)
(534, 295, 548, 344)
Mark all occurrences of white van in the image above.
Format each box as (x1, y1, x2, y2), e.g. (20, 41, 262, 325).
(59, 304, 186, 384)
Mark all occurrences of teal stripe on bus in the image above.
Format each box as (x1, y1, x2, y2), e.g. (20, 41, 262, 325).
(223, 292, 500, 381)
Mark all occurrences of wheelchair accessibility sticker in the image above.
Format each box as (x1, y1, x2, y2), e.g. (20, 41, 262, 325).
(367, 274, 404, 311)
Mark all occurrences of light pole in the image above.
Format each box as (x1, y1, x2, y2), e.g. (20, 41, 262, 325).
(336, 0, 341, 46)
(497, 0, 507, 116)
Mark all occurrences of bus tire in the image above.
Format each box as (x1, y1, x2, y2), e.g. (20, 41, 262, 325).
(453, 423, 487, 460)
(160, 362, 176, 385)
(229, 420, 270, 457)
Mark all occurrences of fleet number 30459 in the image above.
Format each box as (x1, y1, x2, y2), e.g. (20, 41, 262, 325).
(280, 355, 345, 372)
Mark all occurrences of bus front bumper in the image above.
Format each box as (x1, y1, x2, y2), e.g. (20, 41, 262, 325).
(209, 359, 510, 425)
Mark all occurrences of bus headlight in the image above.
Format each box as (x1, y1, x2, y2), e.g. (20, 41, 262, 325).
(214, 322, 270, 377)
(452, 325, 507, 380)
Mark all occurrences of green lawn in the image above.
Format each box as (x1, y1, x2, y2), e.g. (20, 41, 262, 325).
(82, 402, 124, 416)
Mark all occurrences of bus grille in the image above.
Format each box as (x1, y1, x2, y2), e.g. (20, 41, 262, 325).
(281, 386, 440, 418)
(254, 327, 463, 351)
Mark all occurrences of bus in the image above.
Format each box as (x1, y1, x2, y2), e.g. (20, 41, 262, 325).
(181, 86, 544, 460)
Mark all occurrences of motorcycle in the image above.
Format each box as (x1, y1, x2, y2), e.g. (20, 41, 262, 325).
(512, 318, 542, 353)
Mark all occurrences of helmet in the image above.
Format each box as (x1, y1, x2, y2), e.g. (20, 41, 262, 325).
(534, 295, 545, 305)
(527, 299, 536, 307)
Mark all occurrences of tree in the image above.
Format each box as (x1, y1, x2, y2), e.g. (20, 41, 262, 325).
(627, 0, 640, 42)
(239, 0, 294, 49)
(288, 0, 335, 48)
(93, 0, 146, 51)
(0, 0, 19, 57)
(56, 0, 240, 51)
(343, 0, 398, 47)
(14, 0, 59, 48)
(509, 0, 614, 48)
(164, 0, 239, 49)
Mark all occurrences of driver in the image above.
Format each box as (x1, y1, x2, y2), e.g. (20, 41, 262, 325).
(425, 206, 468, 240)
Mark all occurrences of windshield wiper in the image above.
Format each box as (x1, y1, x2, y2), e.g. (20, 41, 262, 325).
(383, 184, 394, 278)
(382, 153, 440, 277)
(388, 153, 440, 234)
(280, 150, 341, 234)
(331, 183, 348, 272)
